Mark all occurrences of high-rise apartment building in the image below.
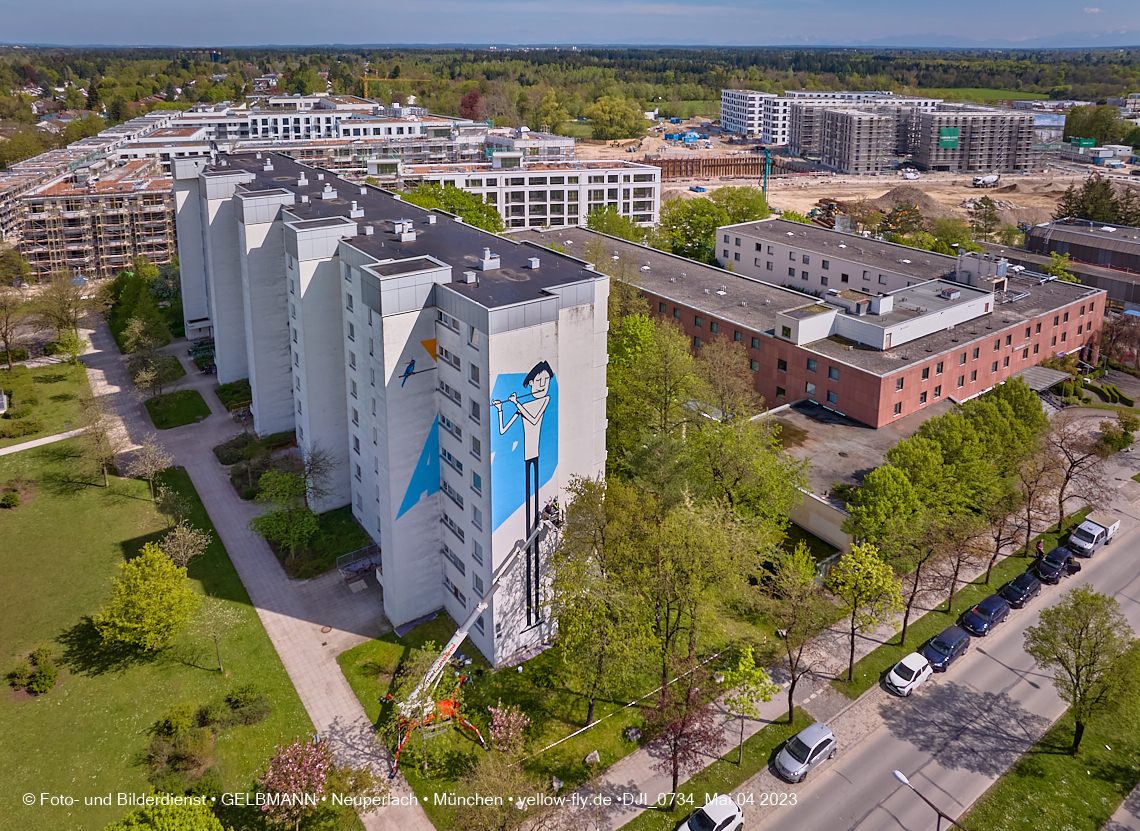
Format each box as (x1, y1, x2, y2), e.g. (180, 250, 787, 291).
(173, 152, 609, 665)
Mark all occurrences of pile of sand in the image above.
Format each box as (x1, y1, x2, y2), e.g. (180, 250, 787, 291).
(868, 185, 955, 219)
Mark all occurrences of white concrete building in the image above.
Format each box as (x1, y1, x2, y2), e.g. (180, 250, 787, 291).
(720, 89, 771, 137)
(392, 158, 661, 228)
(173, 152, 609, 665)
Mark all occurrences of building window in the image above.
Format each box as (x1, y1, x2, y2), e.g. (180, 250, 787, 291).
(894, 402, 902, 416)
(828, 366, 839, 381)
(1004, 356, 1010, 368)
(936, 362, 943, 375)
(921, 367, 930, 381)
(803, 255, 810, 264)
(1051, 336, 1057, 346)
(1064, 312, 1069, 323)
(673, 308, 681, 319)
(734, 252, 741, 262)
(821, 276, 828, 287)
(347, 322, 355, 341)
(1025, 327, 1031, 339)
(472, 506, 483, 530)
(346, 293, 354, 311)
(659, 302, 667, 313)
(752, 337, 761, 349)
(1078, 324, 1083, 335)
(802, 271, 809, 281)
(919, 391, 928, 405)
(351, 380, 358, 398)
(473, 574, 484, 597)
(734, 331, 742, 342)
(778, 359, 787, 372)
(694, 316, 703, 329)
(934, 385, 942, 399)
(990, 361, 997, 373)
(710, 322, 719, 334)
(292, 328, 298, 344)
(694, 337, 702, 349)
(1061, 332, 1067, 343)
(369, 337, 374, 356)
(470, 401, 481, 423)
(750, 359, 760, 372)
(353, 436, 360, 454)
(352, 407, 359, 426)
(879, 275, 887, 285)
(1053, 316, 1059, 326)
(766, 262, 773, 271)
(473, 541, 483, 565)
(841, 273, 849, 283)
(789, 267, 796, 277)
(1036, 322, 1041, 334)
(896, 378, 904, 391)
(971, 370, 977, 381)
(789, 252, 796, 261)
(471, 436, 481, 459)
(957, 375, 965, 388)
(972, 348, 979, 360)
(994, 339, 1000, 352)
(291, 303, 296, 319)
(807, 359, 817, 373)
(1034, 344, 1040, 354)
(354, 464, 361, 481)
(822, 259, 829, 270)
(826, 390, 837, 404)
(776, 386, 786, 399)
(959, 353, 967, 366)
(805, 382, 816, 395)
(469, 364, 481, 386)
(472, 471, 482, 493)
(348, 351, 356, 370)
(1005, 334, 1012, 346)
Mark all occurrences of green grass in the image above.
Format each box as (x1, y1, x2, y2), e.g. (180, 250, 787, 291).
(963, 706, 1140, 831)
(216, 378, 252, 412)
(145, 389, 211, 429)
(559, 120, 593, 139)
(911, 88, 1049, 100)
(620, 709, 812, 831)
(0, 443, 312, 831)
(281, 505, 372, 579)
(339, 615, 660, 831)
(831, 508, 1091, 699)
(1133, 472, 1140, 483)
(0, 364, 89, 448)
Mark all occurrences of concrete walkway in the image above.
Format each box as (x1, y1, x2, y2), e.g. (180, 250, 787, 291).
(78, 321, 434, 831)
(0, 427, 84, 456)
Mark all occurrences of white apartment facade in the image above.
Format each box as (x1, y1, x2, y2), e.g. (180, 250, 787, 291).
(395, 158, 661, 228)
(172, 152, 609, 665)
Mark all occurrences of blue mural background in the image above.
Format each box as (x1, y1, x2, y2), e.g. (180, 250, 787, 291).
(396, 415, 440, 519)
(489, 373, 558, 532)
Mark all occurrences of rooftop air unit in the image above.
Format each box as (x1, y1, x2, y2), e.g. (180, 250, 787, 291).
(478, 247, 500, 271)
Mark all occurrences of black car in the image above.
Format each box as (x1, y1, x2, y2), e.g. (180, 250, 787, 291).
(1035, 546, 1082, 585)
(922, 625, 971, 672)
(999, 572, 1042, 609)
(960, 594, 1011, 636)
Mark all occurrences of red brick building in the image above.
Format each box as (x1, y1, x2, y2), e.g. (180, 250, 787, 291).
(515, 223, 1105, 428)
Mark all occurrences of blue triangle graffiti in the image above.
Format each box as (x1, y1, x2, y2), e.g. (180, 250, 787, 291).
(396, 415, 440, 520)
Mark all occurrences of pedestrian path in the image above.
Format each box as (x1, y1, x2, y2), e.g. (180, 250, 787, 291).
(0, 427, 84, 456)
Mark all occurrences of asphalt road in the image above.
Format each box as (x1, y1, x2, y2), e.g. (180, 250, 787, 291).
(751, 495, 1140, 831)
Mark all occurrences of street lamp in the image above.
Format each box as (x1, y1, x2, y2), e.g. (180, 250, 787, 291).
(891, 770, 973, 831)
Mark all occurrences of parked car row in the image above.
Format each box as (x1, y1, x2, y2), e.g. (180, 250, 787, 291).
(885, 529, 1105, 699)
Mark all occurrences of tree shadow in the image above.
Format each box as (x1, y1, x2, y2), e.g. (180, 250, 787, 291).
(49, 392, 77, 403)
(878, 680, 1052, 777)
(57, 616, 159, 677)
(33, 372, 70, 385)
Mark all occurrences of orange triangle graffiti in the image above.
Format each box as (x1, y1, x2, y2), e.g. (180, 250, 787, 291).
(420, 339, 438, 361)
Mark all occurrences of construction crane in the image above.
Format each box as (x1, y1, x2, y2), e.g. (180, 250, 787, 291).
(387, 518, 556, 778)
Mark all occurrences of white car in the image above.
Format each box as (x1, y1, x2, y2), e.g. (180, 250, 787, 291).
(885, 652, 933, 697)
(684, 795, 744, 831)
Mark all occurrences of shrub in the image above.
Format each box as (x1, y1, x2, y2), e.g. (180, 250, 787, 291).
(241, 487, 257, 501)
(27, 662, 58, 695)
(0, 347, 29, 362)
(43, 341, 62, 356)
(1062, 395, 1082, 406)
(260, 431, 296, 452)
(148, 767, 190, 796)
(196, 701, 229, 729)
(21, 392, 38, 405)
(224, 684, 260, 709)
(0, 492, 18, 508)
(7, 660, 32, 689)
(213, 433, 258, 466)
(30, 646, 51, 667)
(215, 378, 252, 411)
(230, 695, 271, 726)
(189, 767, 224, 801)
(0, 418, 43, 438)
(156, 703, 197, 738)
(3, 407, 31, 420)
(170, 727, 213, 771)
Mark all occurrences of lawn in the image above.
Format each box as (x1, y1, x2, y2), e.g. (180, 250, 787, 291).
(215, 378, 252, 412)
(280, 505, 373, 579)
(911, 88, 1049, 101)
(0, 442, 311, 831)
(339, 614, 664, 830)
(620, 709, 812, 831)
(0, 363, 90, 448)
(963, 706, 1140, 831)
(831, 508, 1091, 700)
(145, 388, 211, 429)
(559, 120, 593, 139)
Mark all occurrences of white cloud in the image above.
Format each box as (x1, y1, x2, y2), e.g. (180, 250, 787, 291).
(1084, 6, 1100, 11)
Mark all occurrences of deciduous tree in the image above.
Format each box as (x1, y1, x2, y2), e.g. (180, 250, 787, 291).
(78, 390, 122, 487)
(647, 666, 723, 799)
(722, 645, 779, 764)
(826, 543, 903, 682)
(260, 738, 334, 830)
(161, 520, 212, 568)
(1048, 410, 1109, 529)
(126, 434, 173, 500)
(94, 543, 201, 650)
(1024, 586, 1140, 755)
(583, 96, 647, 140)
(0, 286, 30, 370)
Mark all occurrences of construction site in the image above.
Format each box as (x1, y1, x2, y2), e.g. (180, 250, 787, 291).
(19, 158, 175, 279)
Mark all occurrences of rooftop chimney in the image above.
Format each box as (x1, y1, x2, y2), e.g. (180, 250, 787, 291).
(349, 200, 364, 219)
(478, 247, 501, 271)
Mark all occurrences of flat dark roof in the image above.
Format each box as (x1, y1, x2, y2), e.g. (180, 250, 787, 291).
(511, 226, 1104, 377)
(211, 152, 595, 309)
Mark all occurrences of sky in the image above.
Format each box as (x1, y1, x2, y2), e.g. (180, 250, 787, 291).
(3, 0, 1140, 48)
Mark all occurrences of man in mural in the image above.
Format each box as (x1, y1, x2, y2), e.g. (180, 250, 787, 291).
(492, 360, 553, 625)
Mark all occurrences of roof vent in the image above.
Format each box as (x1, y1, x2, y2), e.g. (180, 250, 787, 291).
(741, 300, 748, 307)
(349, 200, 364, 218)
(263, 161, 274, 171)
(364, 225, 374, 236)
(300, 194, 309, 204)
(670, 277, 677, 282)
(478, 247, 500, 271)
(297, 175, 308, 186)
(461, 271, 478, 284)
(395, 219, 416, 242)
(359, 187, 367, 195)
(427, 215, 437, 225)
(317, 173, 324, 180)
(256, 152, 262, 159)
(526, 257, 540, 269)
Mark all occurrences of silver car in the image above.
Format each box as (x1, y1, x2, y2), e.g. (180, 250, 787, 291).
(774, 722, 837, 783)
